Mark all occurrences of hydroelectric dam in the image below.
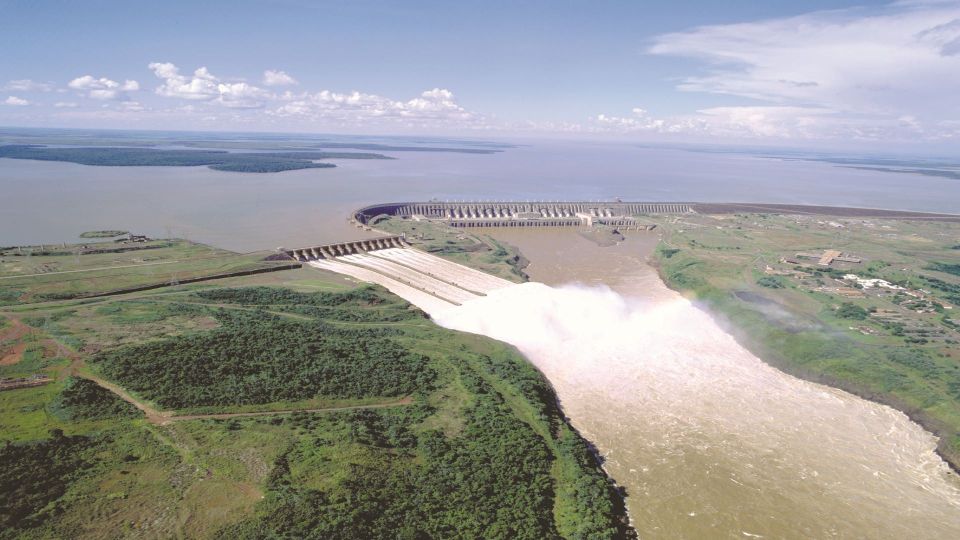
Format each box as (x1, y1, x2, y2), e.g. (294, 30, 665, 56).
(287, 200, 688, 314)
(351, 200, 695, 229)
(289, 200, 960, 316)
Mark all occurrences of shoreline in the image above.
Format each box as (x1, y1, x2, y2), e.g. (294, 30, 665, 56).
(649, 253, 960, 475)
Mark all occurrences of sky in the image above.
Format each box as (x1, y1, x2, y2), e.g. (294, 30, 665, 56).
(2, 0, 959, 150)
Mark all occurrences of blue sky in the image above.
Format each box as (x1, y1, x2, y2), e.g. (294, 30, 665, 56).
(2, 0, 959, 148)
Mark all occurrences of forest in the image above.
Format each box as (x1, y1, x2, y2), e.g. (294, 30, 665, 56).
(0, 145, 392, 173)
(2, 283, 632, 538)
(93, 311, 436, 408)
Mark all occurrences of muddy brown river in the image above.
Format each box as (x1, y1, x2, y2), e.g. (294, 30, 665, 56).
(434, 229, 960, 539)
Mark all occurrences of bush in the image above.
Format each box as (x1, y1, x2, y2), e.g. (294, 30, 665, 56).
(757, 276, 785, 289)
(836, 302, 868, 320)
(48, 377, 140, 421)
(0, 432, 98, 531)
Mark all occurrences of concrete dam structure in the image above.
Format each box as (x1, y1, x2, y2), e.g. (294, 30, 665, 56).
(298, 241, 515, 316)
(353, 201, 694, 229)
(285, 236, 408, 262)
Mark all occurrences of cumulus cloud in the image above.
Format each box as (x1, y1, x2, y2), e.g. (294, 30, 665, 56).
(595, 108, 665, 131)
(4, 96, 29, 106)
(3, 79, 54, 92)
(263, 69, 297, 86)
(647, 0, 960, 139)
(54, 101, 79, 108)
(217, 82, 270, 109)
(68, 75, 139, 100)
(148, 62, 220, 100)
(271, 87, 476, 125)
(149, 62, 270, 108)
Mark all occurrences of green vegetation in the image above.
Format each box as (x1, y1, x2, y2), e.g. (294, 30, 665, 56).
(94, 312, 435, 409)
(374, 216, 528, 282)
(757, 276, 785, 289)
(0, 145, 395, 173)
(192, 285, 425, 322)
(1, 430, 100, 534)
(929, 261, 960, 277)
(0, 238, 295, 305)
(78, 230, 127, 239)
(0, 263, 631, 538)
(652, 212, 960, 467)
(48, 377, 140, 421)
(836, 302, 868, 320)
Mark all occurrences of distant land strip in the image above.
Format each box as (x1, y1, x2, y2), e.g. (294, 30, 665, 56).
(0, 144, 391, 173)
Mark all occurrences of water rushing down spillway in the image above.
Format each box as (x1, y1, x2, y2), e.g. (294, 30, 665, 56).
(307, 238, 960, 538)
(434, 281, 960, 539)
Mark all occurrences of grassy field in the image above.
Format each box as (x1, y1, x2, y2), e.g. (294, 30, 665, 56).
(1, 255, 631, 538)
(0, 239, 295, 304)
(651, 212, 960, 468)
(373, 216, 528, 282)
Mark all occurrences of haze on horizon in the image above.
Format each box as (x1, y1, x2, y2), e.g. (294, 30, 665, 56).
(2, 0, 960, 154)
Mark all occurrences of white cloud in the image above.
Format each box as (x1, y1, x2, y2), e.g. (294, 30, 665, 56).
(647, 1, 960, 139)
(118, 101, 145, 112)
(148, 62, 220, 100)
(54, 101, 79, 108)
(4, 96, 30, 106)
(3, 79, 54, 92)
(149, 62, 270, 108)
(68, 75, 139, 100)
(217, 82, 270, 109)
(271, 87, 476, 124)
(595, 108, 665, 131)
(263, 69, 297, 87)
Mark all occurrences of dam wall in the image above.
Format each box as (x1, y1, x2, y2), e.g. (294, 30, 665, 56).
(351, 201, 960, 228)
(286, 235, 408, 262)
(353, 201, 693, 227)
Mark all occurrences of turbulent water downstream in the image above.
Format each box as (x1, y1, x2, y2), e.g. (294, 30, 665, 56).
(433, 230, 960, 539)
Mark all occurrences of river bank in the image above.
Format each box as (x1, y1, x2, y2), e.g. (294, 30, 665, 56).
(653, 250, 960, 474)
(648, 212, 960, 474)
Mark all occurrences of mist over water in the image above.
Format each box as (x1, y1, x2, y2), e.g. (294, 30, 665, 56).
(434, 234, 960, 539)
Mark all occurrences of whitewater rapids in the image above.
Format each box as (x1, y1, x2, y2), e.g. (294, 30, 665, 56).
(433, 281, 960, 539)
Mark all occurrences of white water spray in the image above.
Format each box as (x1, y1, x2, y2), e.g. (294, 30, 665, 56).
(435, 281, 960, 539)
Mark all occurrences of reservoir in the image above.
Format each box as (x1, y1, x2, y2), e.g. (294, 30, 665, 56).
(3, 140, 960, 252)
(436, 228, 960, 539)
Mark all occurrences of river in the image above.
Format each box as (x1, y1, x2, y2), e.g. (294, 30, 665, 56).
(434, 228, 960, 539)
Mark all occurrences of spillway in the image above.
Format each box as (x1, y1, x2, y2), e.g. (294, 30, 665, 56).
(305, 246, 513, 316)
(371, 248, 513, 294)
(307, 258, 458, 315)
(336, 254, 480, 305)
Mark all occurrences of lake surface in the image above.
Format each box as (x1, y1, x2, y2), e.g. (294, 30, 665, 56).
(2, 140, 959, 251)
(438, 228, 960, 539)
